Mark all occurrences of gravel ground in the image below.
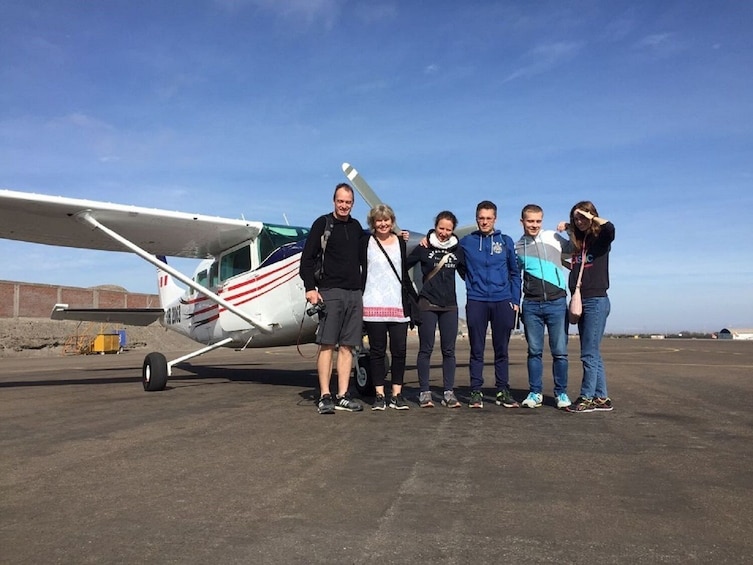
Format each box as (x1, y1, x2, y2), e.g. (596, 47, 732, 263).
(0, 318, 196, 358)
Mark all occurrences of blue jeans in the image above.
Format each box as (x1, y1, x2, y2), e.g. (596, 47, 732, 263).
(576, 296, 610, 398)
(522, 297, 568, 396)
(466, 299, 516, 391)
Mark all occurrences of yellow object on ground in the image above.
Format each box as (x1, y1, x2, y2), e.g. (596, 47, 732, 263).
(91, 333, 120, 354)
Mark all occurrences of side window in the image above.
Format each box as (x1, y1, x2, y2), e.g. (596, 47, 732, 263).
(220, 245, 252, 281)
(193, 269, 208, 295)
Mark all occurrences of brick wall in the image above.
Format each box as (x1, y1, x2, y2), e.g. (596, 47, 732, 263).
(0, 280, 159, 318)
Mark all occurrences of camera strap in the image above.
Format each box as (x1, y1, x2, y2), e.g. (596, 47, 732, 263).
(296, 303, 320, 358)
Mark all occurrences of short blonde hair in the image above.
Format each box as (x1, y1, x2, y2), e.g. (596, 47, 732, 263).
(366, 204, 396, 232)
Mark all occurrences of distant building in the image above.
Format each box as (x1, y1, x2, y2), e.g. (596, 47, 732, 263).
(718, 328, 753, 340)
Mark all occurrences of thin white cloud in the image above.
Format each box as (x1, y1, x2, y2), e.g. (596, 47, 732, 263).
(504, 41, 583, 82)
(213, 0, 342, 26)
(424, 64, 440, 75)
(601, 14, 636, 43)
(633, 32, 683, 57)
(636, 33, 671, 48)
(50, 112, 115, 132)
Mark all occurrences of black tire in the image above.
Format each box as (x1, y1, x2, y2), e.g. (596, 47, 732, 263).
(142, 352, 168, 391)
(354, 353, 375, 397)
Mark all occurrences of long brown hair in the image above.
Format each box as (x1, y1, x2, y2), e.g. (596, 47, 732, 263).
(569, 200, 601, 250)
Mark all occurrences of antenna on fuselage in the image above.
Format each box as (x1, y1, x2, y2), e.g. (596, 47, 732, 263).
(283, 213, 290, 226)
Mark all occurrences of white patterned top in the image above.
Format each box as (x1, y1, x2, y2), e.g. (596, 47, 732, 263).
(363, 236, 409, 323)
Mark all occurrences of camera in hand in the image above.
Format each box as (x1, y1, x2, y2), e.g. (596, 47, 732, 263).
(306, 301, 326, 317)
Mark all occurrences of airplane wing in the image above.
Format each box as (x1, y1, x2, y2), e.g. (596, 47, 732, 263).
(51, 304, 164, 326)
(0, 189, 263, 258)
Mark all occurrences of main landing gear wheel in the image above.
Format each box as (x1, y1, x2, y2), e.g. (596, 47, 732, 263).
(354, 353, 375, 397)
(142, 352, 168, 391)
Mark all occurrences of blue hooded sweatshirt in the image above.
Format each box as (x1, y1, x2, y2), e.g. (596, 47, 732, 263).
(459, 229, 521, 303)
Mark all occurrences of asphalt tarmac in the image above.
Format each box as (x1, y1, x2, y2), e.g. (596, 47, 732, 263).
(2, 337, 752, 564)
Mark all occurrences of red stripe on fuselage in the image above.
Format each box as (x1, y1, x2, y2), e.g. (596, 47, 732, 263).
(188, 255, 300, 322)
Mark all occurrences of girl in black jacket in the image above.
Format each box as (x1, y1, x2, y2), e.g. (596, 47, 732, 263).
(406, 211, 465, 408)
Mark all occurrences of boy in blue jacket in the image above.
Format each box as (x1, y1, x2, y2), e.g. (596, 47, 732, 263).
(458, 201, 521, 408)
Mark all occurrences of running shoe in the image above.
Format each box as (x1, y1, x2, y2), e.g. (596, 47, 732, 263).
(442, 391, 461, 409)
(372, 394, 386, 411)
(468, 390, 484, 409)
(317, 394, 335, 415)
(521, 392, 543, 408)
(593, 397, 614, 411)
(334, 393, 363, 412)
(419, 391, 435, 408)
(495, 389, 519, 408)
(566, 396, 595, 413)
(389, 394, 410, 410)
(555, 392, 572, 409)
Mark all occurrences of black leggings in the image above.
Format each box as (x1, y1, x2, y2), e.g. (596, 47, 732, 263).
(365, 321, 408, 388)
(416, 309, 458, 392)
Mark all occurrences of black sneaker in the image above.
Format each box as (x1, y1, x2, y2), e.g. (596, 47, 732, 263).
(495, 388, 519, 408)
(334, 393, 363, 412)
(317, 394, 335, 415)
(372, 394, 386, 411)
(566, 396, 595, 413)
(468, 390, 484, 408)
(593, 397, 614, 411)
(389, 394, 410, 410)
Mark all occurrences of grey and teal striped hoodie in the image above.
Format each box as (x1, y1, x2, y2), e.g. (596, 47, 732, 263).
(515, 230, 574, 302)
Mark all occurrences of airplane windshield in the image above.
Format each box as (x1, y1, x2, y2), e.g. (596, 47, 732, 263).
(258, 224, 310, 265)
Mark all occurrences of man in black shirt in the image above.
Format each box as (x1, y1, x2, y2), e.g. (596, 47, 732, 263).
(300, 183, 365, 414)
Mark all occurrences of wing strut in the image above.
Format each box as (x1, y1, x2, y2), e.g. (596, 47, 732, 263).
(75, 211, 273, 334)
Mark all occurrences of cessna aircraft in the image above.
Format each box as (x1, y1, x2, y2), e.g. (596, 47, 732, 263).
(0, 163, 408, 393)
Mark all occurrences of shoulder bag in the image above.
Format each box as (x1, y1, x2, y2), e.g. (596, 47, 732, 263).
(372, 235, 421, 327)
(568, 247, 586, 324)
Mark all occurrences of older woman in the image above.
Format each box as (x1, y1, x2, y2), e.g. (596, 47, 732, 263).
(361, 204, 413, 411)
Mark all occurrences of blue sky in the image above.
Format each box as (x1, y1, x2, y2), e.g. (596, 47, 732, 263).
(1, 0, 752, 333)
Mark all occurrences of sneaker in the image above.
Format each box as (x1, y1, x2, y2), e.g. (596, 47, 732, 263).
(521, 392, 543, 408)
(566, 396, 595, 413)
(468, 390, 484, 409)
(419, 391, 434, 408)
(593, 397, 613, 411)
(317, 394, 335, 415)
(334, 393, 363, 412)
(442, 391, 461, 409)
(372, 394, 386, 411)
(495, 389, 519, 408)
(389, 394, 410, 410)
(555, 392, 572, 409)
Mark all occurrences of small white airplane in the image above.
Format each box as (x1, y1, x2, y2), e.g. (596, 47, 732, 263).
(0, 163, 400, 393)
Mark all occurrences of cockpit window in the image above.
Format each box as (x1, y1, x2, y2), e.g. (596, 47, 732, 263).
(257, 224, 310, 264)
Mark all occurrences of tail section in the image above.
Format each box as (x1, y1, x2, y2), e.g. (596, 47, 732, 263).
(156, 255, 185, 308)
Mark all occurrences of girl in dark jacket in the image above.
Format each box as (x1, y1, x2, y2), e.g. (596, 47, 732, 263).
(563, 201, 616, 413)
(406, 211, 464, 408)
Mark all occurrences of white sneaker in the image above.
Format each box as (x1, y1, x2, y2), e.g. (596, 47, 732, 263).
(555, 392, 572, 409)
(521, 392, 543, 408)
